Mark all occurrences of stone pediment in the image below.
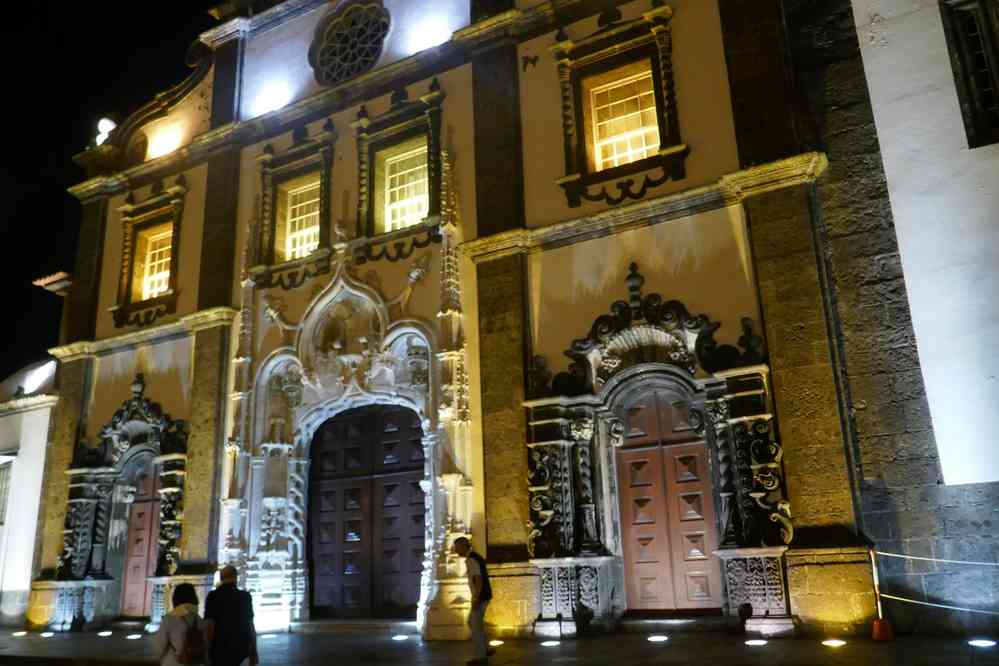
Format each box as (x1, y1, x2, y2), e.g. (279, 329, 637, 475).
(544, 264, 766, 396)
(73, 374, 188, 468)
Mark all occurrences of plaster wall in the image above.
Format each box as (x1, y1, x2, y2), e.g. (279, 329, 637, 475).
(239, 0, 471, 121)
(95, 164, 209, 341)
(528, 204, 761, 375)
(517, 0, 739, 229)
(141, 68, 214, 161)
(84, 337, 195, 441)
(0, 404, 55, 625)
(849, 1, 999, 486)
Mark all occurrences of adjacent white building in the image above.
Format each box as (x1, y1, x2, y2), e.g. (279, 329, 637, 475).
(0, 360, 57, 625)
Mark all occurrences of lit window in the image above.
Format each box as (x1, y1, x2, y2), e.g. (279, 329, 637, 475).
(586, 64, 660, 171)
(385, 147, 429, 231)
(373, 135, 430, 234)
(274, 173, 321, 263)
(285, 181, 321, 259)
(132, 222, 173, 302)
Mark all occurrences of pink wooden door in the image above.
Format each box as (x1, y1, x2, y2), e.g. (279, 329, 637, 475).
(122, 470, 159, 617)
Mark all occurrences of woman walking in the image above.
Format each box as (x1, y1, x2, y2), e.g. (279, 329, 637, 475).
(154, 583, 207, 665)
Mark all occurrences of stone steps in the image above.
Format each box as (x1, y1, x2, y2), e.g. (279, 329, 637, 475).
(289, 619, 419, 635)
(617, 614, 740, 634)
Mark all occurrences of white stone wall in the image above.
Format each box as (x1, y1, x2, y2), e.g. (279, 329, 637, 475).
(850, 0, 999, 485)
(0, 397, 57, 625)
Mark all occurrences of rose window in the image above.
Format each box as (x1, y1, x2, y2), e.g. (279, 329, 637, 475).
(311, 3, 391, 86)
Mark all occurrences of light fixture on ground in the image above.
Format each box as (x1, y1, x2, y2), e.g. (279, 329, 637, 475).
(745, 639, 767, 646)
(40, 632, 54, 638)
(969, 639, 997, 648)
(822, 639, 846, 648)
(12, 631, 26, 637)
(126, 634, 142, 640)
(98, 631, 112, 638)
(392, 635, 409, 641)
(647, 635, 669, 643)
(540, 640, 560, 647)
(489, 640, 504, 647)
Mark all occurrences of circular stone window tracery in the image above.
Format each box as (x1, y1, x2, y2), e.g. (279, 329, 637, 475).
(309, 2, 391, 86)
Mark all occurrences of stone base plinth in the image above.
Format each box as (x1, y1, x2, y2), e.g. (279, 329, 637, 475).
(27, 579, 115, 631)
(745, 615, 797, 637)
(785, 546, 876, 636)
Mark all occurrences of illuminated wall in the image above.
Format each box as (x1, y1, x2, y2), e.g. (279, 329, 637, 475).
(850, 1, 999, 485)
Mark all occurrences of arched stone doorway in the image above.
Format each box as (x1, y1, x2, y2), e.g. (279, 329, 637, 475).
(307, 404, 426, 619)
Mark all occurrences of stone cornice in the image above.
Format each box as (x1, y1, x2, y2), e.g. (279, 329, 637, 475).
(67, 0, 612, 201)
(49, 307, 239, 359)
(0, 394, 60, 416)
(460, 152, 828, 263)
(200, 0, 328, 47)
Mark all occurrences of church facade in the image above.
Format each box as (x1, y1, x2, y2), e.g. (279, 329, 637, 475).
(22, 0, 995, 640)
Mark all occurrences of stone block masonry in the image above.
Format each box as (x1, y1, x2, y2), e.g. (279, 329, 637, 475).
(781, 0, 999, 634)
(180, 324, 230, 566)
(36, 358, 90, 574)
(476, 254, 529, 562)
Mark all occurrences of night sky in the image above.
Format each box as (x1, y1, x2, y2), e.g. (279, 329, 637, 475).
(0, 3, 219, 380)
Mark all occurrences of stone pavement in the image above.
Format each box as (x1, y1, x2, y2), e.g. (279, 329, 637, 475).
(0, 630, 997, 665)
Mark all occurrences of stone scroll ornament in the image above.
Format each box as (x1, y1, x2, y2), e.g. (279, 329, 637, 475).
(549, 264, 767, 396)
(731, 417, 792, 546)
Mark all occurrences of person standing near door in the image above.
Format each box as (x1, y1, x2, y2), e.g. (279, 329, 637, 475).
(203, 566, 259, 666)
(452, 537, 492, 665)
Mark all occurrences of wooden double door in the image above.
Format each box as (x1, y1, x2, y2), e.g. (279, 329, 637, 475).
(616, 389, 723, 611)
(309, 405, 426, 619)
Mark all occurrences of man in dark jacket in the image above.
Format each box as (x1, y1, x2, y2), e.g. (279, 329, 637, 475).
(204, 565, 259, 666)
(452, 537, 492, 665)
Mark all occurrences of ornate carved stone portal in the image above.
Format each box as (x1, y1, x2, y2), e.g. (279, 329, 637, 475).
(33, 374, 192, 632)
(222, 155, 473, 636)
(524, 264, 793, 635)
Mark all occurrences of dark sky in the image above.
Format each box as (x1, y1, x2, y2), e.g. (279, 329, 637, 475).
(0, 3, 219, 380)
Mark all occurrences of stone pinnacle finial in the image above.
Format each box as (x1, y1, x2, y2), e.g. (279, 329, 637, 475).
(626, 263, 644, 318)
(131, 373, 146, 397)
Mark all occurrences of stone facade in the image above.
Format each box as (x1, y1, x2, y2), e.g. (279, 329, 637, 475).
(28, 0, 997, 641)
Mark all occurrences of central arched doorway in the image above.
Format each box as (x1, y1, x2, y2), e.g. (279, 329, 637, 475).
(615, 387, 723, 611)
(308, 404, 426, 619)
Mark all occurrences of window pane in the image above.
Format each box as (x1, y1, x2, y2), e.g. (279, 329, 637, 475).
(140, 227, 173, 301)
(590, 68, 662, 171)
(384, 146, 429, 231)
(284, 178, 321, 260)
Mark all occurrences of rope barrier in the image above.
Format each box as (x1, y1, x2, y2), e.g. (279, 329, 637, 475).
(878, 593, 999, 617)
(875, 551, 999, 567)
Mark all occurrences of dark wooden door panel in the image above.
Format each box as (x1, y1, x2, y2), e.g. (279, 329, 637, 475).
(310, 406, 426, 619)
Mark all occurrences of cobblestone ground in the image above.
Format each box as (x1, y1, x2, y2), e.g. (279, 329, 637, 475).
(0, 631, 997, 665)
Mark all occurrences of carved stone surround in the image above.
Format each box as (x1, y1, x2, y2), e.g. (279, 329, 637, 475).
(222, 160, 472, 636)
(111, 176, 187, 328)
(552, 4, 687, 207)
(522, 265, 793, 628)
(33, 374, 191, 632)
